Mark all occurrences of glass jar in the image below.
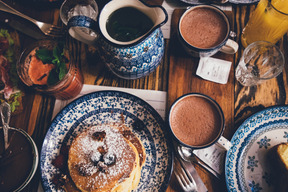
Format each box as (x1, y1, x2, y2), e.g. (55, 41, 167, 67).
(17, 39, 83, 100)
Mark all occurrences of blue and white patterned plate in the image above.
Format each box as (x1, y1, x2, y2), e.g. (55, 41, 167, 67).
(228, 0, 259, 4)
(40, 91, 173, 192)
(179, 0, 259, 4)
(225, 105, 288, 192)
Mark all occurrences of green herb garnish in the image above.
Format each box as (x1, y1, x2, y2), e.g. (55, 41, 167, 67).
(35, 42, 68, 85)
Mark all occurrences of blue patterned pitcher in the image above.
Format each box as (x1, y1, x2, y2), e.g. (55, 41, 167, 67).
(64, 0, 168, 79)
(97, 0, 168, 79)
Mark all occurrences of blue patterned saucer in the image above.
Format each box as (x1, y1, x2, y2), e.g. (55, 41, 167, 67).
(40, 91, 173, 191)
(179, 0, 259, 4)
(225, 105, 288, 192)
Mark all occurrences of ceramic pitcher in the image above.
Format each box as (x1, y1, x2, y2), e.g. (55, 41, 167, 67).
(63, 0, 168, 79)
(98, 0, 168, 79)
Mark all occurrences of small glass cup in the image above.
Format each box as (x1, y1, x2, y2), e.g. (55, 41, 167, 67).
(60, 0, 99, 45)
(17, 39, 83, 100)
(235, 41, 285, 86)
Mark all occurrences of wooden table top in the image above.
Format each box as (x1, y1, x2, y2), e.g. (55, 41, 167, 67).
(1, 0, 287, 191)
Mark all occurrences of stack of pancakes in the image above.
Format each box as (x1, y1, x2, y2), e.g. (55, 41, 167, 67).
(68, 124, 146, 192)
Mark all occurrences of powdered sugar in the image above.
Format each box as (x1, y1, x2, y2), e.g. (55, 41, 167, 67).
(69, 124, 137, 190)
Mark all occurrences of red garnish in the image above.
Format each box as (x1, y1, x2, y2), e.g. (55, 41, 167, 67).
(52, 154, 66, 170)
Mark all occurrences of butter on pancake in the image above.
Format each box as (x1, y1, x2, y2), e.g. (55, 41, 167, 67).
(68, 124, 145, 192)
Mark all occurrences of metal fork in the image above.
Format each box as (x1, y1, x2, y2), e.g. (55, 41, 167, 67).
(174, 157, 198, 192)
(0, 0, 64, 38)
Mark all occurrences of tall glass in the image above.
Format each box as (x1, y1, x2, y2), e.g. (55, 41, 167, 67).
(17, 39, 83, 100)
(241, 0, 288, 47)
(235, 41, 285, 86)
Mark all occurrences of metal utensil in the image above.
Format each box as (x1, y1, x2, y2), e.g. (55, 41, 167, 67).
(2, 18, 46, 39)
(174, 157, 198, 192)
(0, 0, 65, 38)
(1, 102, 11, 150)
(177, 145, 221, 179)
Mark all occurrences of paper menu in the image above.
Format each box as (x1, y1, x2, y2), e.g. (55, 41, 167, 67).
(52, 84, 167, 120)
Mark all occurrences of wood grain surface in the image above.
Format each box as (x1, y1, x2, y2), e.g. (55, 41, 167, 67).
(0, 0, 287, 191)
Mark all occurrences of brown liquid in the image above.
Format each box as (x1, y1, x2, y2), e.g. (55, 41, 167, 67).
(170, 96, 222, 146)
(0, 129, 34, 191)
(180, 7, 228, 49)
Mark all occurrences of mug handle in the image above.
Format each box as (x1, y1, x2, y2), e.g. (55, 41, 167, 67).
(67, 16, 100, 45)
(217, 135, 232, 151)
(220, 39, 239, 54)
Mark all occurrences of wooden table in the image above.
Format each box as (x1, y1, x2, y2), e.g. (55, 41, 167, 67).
(1, 0, 287, 191)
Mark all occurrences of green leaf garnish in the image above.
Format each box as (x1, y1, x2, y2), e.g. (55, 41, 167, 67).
(36, 48, 53, 64)
(35, 42, 69, 86)
(47, 69, 59, 85)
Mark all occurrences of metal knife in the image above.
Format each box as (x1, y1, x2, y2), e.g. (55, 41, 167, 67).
(176, 155, 208, 192)
(3, 18, 45, 39)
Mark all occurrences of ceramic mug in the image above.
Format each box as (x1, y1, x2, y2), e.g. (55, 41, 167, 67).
(168, 93, 231, 151)
(178, 5, 238, 57)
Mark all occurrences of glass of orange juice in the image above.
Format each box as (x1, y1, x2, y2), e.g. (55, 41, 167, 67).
(241, 0, 288, 47)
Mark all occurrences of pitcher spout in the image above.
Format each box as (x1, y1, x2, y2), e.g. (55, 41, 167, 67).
(98, 0, 168, 46)
(140, 0, 168, 30)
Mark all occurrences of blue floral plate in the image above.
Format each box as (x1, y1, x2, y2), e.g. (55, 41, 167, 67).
(225, 105, 288, 192)
(179, 0, 259, 4)
(40, 91, 173, 191)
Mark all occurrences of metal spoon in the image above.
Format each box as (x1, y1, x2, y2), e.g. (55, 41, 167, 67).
(177, 144, 221, 179)
(1, 102, 11, 150)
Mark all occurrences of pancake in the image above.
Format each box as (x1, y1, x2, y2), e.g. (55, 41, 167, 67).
(110, 141, 140, 192)
(117, 124, 146, 168)
(269, 143, 288, 192)
(68, 124, 142, 192)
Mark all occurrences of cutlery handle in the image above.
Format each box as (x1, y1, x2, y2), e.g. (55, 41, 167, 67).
(0, 0, 37, 24)
(1, 102, 11, 150)
(1, 102, 11, 125)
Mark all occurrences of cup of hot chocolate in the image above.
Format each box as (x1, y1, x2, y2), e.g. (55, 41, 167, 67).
(178, 5, 238, 57)
(168, 93, 230, 150)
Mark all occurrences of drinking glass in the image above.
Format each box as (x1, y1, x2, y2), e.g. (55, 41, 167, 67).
(17, 39, 83, 100)
(235, 41, 285, 86)
(60, 0, 99, 44)
(241, 0, 288, 47)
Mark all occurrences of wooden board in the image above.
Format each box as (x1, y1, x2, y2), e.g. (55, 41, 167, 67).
(167, 8, 235, 192)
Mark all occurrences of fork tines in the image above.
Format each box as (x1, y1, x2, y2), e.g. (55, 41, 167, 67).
(45, 26, 66, 38)
(174, 158, 197, 192)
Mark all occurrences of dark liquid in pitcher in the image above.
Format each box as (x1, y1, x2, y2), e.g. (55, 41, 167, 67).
(106, 7, 154, 42)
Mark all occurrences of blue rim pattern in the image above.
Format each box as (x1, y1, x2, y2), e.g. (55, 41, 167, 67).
(67, 16, 98, 32)
(225, 105, 288, 192)
(40, 91, 173, 191)
(179, 0, 259, 4)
